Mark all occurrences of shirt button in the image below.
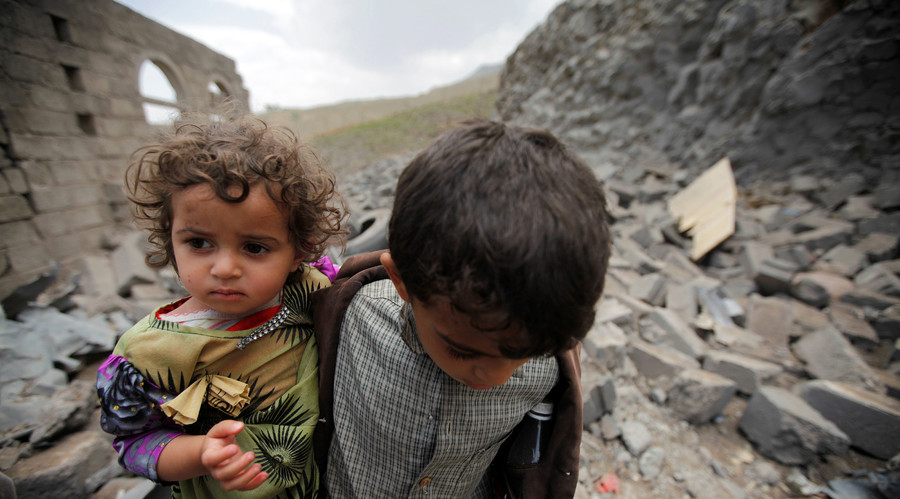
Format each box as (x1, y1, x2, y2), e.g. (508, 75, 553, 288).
(419, 477, 431, 487)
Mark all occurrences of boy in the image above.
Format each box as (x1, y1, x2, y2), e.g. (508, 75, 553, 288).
(312, 119, 611, 497)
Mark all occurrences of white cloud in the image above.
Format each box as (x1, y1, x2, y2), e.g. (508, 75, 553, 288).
(116, 0, 561, 111)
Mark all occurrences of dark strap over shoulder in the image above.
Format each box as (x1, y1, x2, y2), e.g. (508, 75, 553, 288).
(310, 250, 389, 478)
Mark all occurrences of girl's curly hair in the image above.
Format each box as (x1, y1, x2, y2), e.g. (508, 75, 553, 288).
(125, 114, 347, 281)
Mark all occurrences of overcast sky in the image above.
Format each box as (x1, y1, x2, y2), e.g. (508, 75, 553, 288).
(116, 0, 561, 112)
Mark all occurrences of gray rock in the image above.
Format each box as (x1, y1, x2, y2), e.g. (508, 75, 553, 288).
(702, 350, 783, 395)
(799, 380, 900, 460)
(739, 386, 849, 465)
(792, 325, 885, 393)
(620, 421, 652, 457)
(667, 368, 737, 424)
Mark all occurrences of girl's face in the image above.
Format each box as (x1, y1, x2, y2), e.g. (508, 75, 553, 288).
(169, 183, 302, 316)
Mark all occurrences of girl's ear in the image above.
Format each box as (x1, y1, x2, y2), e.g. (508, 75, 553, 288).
(380, 252, 410, 302)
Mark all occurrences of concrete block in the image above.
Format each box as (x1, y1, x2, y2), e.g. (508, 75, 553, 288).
(839, 288, 900, 313)
(697, 286, 745, 326)
(814, 244, 868, 277)
(745, 294, 797, 346)
(667, 368, 737, 424)
(712, 322, 766, 349)
(854, 232, 899, 262)
(0, 195, 33, 223)
(627, 340, 699, 380)
(614, 237, 665, 275)
(854, 263, 900, 298)
(0, 221, 40, 248)
(666, 282, 697, 322)
(583, 321, 627, 371)
(790, 271, 855, 308)
(629, 273, 667, 306)
(702, 350, 783, 395)
(873, 183, 900, 210)
(78, 255, 117, 297)
(791, 299, 831, 332)
(649, 307, 708, 359)
(792, 325, 884, 394)
(6, 242, 51, 274)
(798, 380, 900, 460)
(817, 172, 865, 210)
(739, 386, 849, 465)
(840, 195, 880, 221)
(594, 297, 635, 327)
(828, 302, 879, 346)
(111, 232, 156, 296)
(873, 305, 900, 341)
(2, 167, 29, 194)
(6, 430, 115, 499)
(793, 225, 853, 253)
(739, 242, 772, 282)
(754, 256, 798, 295)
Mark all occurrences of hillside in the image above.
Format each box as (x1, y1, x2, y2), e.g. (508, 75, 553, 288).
(258, 71, 500, 140)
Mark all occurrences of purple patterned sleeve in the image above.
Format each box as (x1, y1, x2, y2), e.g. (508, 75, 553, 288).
(96, 355, 184, 481)
(311, 255, 340, 283)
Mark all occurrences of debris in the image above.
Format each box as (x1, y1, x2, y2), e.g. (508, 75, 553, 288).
(667, 157, 737, 261)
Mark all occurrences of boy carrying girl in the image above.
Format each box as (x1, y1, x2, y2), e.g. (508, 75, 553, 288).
(313, 119, 611, 497)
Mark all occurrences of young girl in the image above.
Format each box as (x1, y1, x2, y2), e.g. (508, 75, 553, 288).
(96, 114, 346, 498)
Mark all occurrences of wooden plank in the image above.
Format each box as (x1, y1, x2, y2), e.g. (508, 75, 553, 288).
(667, 157, 737, 260)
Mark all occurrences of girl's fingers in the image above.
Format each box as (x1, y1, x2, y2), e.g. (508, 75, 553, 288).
(219, 462, 268, 491)
(212, 451, 256, 482)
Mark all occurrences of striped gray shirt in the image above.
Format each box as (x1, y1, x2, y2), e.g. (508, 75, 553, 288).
(326, 279, 559, 498)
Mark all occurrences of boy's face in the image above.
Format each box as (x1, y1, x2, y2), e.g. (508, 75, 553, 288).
(169, 183, 302, 315)
(381, 253, 531, 390)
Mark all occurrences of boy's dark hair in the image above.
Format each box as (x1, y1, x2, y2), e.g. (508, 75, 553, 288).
(125, 114, 347, 281)
(388, 119, 611, 357)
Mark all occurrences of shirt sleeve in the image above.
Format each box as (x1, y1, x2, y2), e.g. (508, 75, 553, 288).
(96, 355, 184, 481)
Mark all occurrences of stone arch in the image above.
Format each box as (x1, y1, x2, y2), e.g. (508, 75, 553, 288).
(136, 54, 185, 125)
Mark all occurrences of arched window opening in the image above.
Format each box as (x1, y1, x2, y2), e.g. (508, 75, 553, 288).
(139, 59, 180, 125)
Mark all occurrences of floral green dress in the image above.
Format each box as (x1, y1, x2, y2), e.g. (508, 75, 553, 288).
(97, 265, 330, 499)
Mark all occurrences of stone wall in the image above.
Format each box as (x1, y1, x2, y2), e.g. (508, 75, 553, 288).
(0, 0, 249, 301)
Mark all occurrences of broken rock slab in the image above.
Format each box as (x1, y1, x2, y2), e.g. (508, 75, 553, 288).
(627, 340, 700, 381)
(798, 379, 900, 460)
(792, 325, 885, 394)
(6, 430, 116, 499)
(739, 386, 850, 466)
(702, 350, 783, 395)
(666, 368, 737, 424)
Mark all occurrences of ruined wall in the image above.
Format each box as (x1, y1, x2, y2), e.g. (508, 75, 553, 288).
(0, 0, 249, 300)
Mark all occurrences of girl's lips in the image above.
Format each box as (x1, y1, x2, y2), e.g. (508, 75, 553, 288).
(210, 290, 244, 300)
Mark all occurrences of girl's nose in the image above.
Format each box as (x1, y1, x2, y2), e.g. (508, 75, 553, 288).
(210, 251, 241, 279)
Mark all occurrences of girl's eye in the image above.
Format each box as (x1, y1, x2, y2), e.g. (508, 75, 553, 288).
(187, 238, 210, 250)
(245, 243, 268, 255)
(446, 347, 478, 360)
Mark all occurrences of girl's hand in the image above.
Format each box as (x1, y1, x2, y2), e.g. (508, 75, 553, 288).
(200, 420, 268, 491)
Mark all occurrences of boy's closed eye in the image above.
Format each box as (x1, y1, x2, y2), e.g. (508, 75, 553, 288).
(446, 347, 479, 360)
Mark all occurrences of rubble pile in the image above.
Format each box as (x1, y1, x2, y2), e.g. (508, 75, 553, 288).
(2, 142, 897, 498)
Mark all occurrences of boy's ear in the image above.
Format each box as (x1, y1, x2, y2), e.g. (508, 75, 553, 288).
(380, 252, 410, 302)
